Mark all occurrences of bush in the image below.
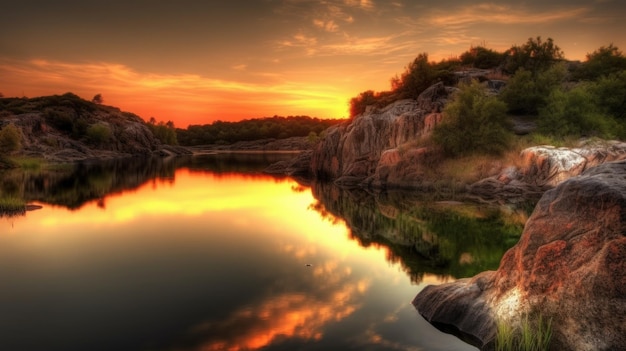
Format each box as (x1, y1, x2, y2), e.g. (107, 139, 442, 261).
(433, 80, 511, 156)
(575, 44, 626, 80)
(499, 63, 567, 115)
(0, 124, 22, 153)
(503, 36, 564, 75)
(349, 90, 378, 118)
(586, 70, 626, 120)
(538, 84, 623, 138)
(86, 123, 112, 144)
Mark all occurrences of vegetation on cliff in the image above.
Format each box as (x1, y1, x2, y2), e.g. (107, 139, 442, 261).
(348, 36, 626, 158)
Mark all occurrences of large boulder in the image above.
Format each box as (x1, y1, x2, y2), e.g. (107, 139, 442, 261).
(311, 83, 456, 186)
(414, 161, 626, 350)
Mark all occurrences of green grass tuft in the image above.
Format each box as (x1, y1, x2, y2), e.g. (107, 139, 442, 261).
(495, 313, 553, 351)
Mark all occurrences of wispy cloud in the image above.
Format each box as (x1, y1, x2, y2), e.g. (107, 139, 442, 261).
(0, 58, 350, 124)
(429, 4, 590, 26)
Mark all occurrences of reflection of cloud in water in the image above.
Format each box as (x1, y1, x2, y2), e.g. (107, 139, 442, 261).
(176, 256, 370, 351)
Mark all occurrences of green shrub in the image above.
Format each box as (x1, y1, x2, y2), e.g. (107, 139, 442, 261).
(504, 36, 564, 75)
(538, 84, 622, 139)
(586, 70, 626, 120)
(86, 123, 112, 144)
(433, 80, 511, 156)
(575, 44, 626, 80)
(0, 124, 22, 153)
(499, 63, 567, 115)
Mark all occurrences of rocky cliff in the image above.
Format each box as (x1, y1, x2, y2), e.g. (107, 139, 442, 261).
(413, 161, 626, 350)
(310, 83, 456, 186)
(0, 93, 184, 162)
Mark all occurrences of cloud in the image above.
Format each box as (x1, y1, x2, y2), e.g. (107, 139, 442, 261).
(428, 4, 590, 26)
(0, 58, 350, 125)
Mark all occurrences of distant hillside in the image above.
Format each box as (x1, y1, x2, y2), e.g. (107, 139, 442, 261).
(0, 93, 182, 163)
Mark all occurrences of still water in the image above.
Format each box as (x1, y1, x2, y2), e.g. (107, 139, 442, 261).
(0, 154, 524, 351)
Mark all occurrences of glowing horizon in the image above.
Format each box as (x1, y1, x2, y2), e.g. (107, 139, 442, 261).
(1, 0, 624, 127)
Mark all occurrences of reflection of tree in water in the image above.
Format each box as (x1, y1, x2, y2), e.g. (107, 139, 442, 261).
(3, 153, 296, 212)
(308, 181, 527, 283)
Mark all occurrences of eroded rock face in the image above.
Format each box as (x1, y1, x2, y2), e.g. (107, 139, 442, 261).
(468, 141, 626, 204)
(311, 83, 456, 186)
(414, 161, 626, 350)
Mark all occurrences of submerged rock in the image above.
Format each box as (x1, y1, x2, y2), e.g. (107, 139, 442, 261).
(414, 161, 626, 350)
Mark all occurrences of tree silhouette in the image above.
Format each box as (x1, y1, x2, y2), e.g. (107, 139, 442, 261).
(92, 94, 103, 104)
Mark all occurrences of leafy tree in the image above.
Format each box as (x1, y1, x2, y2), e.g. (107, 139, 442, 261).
(0, 124, 22, 153)
(504, 36, 564, 74)
(587, 71, 626, 120)
(538, 84, 622, 138)
(392, 53, 438, 98)
(460, 46, 505, 69)
(92, 94, 103, 104)
(349, 90, 378, 118)
(147, 118, 178, 145)
(433, 80, 511, 156)
(575, 44, 626, 80)
(499, 63, 567, 114)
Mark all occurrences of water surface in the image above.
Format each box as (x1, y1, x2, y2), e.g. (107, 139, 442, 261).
(0, 155, 523, 350)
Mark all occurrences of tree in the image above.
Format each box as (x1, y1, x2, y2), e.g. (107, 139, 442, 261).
(504, 36, 564, 74)
(349, 90, 378, 118)
(433, 80, 511, 156)
(0, 124, 22, 153)
(92, 94, 103, 104)
(575, 44, 626, 80)
(538, 84, 622, 139)
(393, 53, 437, 98)
(499, 62, 567, 115)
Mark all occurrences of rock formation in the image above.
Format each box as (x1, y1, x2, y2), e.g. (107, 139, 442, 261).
(413, 161, 626, 350)
(310, 82, 456, 186)
(469, 140, 626, 204)
(0, 94, 183, 162)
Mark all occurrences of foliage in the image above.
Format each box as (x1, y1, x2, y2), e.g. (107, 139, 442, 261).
(349, 90, 378, 118)
(575, 44, 626, 80)
(177, 115, 342, 146)
(147, 118, 178, 145)
(495, 313, 553, 351)
(433, 80, 511, 156)
(0, 196, 26, 215)
(504, 36, 564, 74)
(499, 63, 567, 115)
(586, 70, 626, 120)
(92, 94, 104, 104)
(86, 123, 112, 144)
(538, 83, 623, 139)
(0, 124, 22, 153)
(460, 45, 506, 69)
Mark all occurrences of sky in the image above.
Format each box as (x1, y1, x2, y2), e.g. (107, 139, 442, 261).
(1, 0, 625, 127)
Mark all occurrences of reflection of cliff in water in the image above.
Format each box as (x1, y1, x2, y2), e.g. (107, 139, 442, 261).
(1, 153, 295, 212)
(308, 182, 526, 283)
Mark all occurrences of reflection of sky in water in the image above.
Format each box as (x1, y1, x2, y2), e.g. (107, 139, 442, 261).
(0, 169, 476, 351)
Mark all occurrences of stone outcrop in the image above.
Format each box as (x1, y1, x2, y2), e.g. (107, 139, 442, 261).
(413, 161, 626, 350)
(310, 83, 456, 186)
(468, 140, 626, 204)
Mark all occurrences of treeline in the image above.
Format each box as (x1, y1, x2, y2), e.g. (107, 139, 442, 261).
(176, 116, 344, 146)
(351, 36, 626, 156)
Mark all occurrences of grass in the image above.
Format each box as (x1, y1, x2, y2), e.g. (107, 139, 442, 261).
(495, 313, 553, 351)
(0, 196, 26, 215)
(11, 157, 44, 171)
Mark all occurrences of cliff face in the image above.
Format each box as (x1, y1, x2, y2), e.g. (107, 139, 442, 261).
(413, 161, 626, 350)
(310, 83, 456, 186)
(0, 94, 166, 162)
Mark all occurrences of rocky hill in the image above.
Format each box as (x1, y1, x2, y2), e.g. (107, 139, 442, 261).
(0, 93, 187, 163)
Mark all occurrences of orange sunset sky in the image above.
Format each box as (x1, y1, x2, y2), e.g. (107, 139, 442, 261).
(1, 0, 625, 127)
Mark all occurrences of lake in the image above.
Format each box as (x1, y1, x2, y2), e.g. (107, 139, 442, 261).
(0, 154, 525, 351)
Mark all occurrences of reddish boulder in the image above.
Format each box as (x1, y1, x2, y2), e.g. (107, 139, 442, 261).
(414, 161, 626, 350)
